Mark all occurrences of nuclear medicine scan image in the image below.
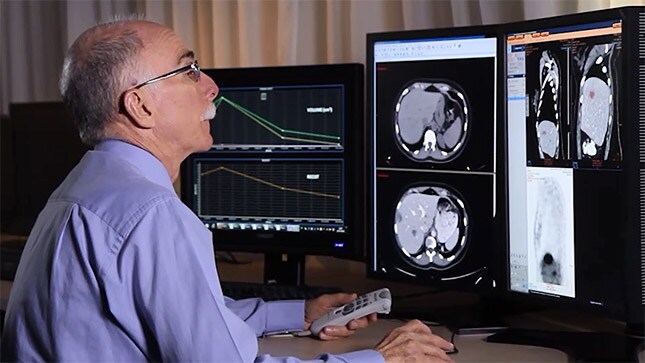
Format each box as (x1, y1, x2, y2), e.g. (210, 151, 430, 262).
(393, 185, 468, 269)
(394, 81, 470, 163)
(572, 42, 622, 162)
(532, 177, 566, 285)
(529, 49, 565, 160)
(527, 173, 575, 297)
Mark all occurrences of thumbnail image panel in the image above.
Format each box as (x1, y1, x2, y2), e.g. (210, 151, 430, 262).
(374, 170, 494, 287)
(375, 57, 495, 172)
(571, 42, 622, 166)
(526, 167, 575, 298)
(525, 44, 568, 164)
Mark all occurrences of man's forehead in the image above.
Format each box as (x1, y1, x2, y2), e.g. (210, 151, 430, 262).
(139, 23, 191, 65)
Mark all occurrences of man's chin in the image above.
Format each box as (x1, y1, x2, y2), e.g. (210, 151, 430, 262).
(199, 136, 213, 152)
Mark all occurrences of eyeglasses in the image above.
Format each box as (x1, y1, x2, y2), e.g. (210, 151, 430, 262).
(133, 60, 200, 89)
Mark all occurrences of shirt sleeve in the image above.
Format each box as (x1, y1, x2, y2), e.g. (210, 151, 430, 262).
(255, 349, 385, 363)
(225, 297, 306, 336)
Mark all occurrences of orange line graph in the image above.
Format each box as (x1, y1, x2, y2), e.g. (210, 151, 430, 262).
(201, 166, 340, 199)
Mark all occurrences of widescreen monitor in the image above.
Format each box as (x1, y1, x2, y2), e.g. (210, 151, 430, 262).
(1, 114, 15, 231)
(495, 6, 644, 359)
(181, 64, 365, 285)
(366, 25, 501, 302)
(5, 102, 89, 236)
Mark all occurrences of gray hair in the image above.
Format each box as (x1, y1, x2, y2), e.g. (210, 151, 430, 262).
(59, 15, 145, 146)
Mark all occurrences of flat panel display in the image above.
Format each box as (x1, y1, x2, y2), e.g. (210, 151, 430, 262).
(367, 27, 500, 289)
(504, 17, 627, 314)
(181, 64, 365, 260)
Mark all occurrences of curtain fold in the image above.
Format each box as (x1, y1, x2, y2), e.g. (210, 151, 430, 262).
(1, 0, 643, 114)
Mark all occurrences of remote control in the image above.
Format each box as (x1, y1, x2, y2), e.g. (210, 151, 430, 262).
(309, 288, 392, 335)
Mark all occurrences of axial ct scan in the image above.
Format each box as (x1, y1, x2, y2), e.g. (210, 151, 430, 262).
(394, 81, 470, 163)
(393, 185, 468, 269)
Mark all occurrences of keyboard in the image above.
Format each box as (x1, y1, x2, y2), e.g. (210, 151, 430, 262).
(221, 281, 342, 301)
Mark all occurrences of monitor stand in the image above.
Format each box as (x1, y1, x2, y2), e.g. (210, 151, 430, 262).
(486, 328, 645, 362)
(263, 253, 305, 286)
(390, 295, 511, 335)
(447, 297, 510, 335)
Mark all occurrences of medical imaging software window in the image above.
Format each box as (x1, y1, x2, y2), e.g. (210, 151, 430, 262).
(371, 35, 497, 282)
(506, 20, 623, 299)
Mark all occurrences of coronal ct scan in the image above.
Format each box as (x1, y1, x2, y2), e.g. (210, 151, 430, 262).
(394, 81, 469, 163)
(572, 43, 621, 161)
(530, 50, 563, 159)
(524, 38, 622, 167)
(393, 185, 468, 269)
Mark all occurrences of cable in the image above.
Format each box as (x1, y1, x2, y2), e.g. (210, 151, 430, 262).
(216, 251, 251, 264)
(391, 289, 443, 300)
(447, 330, 459, 355)
(419, 319, 441, 327)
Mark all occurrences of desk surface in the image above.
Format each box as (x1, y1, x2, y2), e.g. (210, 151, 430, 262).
(259, 319, 571, 362)
(260, 318, 645, 362)
(210, 253, 645, 362)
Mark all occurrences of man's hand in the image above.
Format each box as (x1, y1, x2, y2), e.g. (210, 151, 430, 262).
(304, 293, 377, 340)
(375, 319, 454, 363)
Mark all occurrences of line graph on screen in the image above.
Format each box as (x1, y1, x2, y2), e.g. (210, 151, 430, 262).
(210, 85, 344, 151)
(196, 159, 343, 222)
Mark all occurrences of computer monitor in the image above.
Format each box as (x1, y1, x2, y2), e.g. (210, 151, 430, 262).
(495, 6, 644, 359)
(180, 63, 365, 285)
(1, 113, 15, 231)
(6, 102, 89, 236)
(366, 25, 502, 319)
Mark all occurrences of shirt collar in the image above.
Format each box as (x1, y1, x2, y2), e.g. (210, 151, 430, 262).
(94, 139, 176, 192)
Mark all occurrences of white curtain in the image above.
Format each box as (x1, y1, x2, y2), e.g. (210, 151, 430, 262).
(0, 0, 642, 115)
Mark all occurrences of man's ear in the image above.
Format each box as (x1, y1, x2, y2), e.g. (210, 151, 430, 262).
(122, 89, 155, 129)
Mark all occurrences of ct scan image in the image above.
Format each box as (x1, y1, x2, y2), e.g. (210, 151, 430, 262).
(571, 42, 622, 162)
(393, 185, 468, 270)
(375, 57, 495, 172)
(374, 171, 494, 286)
(394, 80, 469, 163)
(526, 167, 575, 298)
(526, 47, 567, 161)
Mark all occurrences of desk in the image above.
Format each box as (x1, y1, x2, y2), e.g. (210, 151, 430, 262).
(259, 319, 569, 362)
(224, 254, 644, 362)
(260, 318, 645, 362)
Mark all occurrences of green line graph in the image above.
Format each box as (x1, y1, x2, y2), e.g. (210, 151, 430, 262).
(211, 86, 343, 149)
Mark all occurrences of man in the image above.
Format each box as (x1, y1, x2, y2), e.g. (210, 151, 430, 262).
(1, 18, 454, 362)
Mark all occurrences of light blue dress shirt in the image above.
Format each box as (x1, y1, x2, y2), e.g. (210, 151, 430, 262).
(1, 140, 383, 363)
